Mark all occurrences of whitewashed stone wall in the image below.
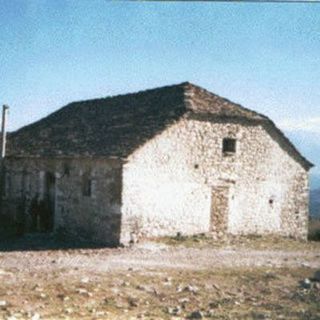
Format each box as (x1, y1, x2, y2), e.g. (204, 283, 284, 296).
(2, 157, 122, 245)
(1, 118, 309, 245)
(121, 118, 309, 243)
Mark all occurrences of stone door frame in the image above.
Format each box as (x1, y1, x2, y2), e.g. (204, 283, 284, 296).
(210, 185, 230, 235)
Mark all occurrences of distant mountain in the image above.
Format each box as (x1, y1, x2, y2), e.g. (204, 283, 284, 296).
(310, 173, 320, 190)
(310, 188, 320, 218)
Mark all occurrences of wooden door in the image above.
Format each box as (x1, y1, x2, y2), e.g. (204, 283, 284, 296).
(210, 186, 229, 235)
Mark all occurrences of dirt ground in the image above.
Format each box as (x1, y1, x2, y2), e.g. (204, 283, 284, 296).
(0, 235, 319, 320)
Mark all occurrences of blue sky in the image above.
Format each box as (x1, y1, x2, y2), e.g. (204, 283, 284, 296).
(0, 1, 319, 187)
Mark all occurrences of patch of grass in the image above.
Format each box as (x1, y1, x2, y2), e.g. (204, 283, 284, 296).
(154, 233, 320, 251)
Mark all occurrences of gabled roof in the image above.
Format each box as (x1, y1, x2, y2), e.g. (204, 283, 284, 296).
(7, 82, 313, 169)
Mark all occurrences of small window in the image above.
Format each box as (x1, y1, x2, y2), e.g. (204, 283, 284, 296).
(82, 172, 92, 197)
(223, 138, 236, 154)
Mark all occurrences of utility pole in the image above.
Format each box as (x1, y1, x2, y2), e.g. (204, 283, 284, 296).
(0, 104, 9, 217)
(1, 105, 9, 158)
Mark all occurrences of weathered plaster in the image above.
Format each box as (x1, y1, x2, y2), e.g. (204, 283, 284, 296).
(121, 118, 309, 243)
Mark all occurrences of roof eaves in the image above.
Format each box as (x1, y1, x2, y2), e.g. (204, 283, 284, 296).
(262, 120, 314, 170)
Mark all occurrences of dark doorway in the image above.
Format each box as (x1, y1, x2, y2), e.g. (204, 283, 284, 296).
(41, 172, 55, 232)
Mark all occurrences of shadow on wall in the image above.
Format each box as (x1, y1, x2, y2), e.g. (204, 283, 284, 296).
(0, 159, 122, 251)
(0, 165, 124, 251)
(0, 199, 123, 252)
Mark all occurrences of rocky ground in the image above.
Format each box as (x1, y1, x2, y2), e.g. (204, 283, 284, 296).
(0, 235, 319, 319)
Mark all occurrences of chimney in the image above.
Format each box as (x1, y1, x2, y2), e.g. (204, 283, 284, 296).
(1, 105, 9, 159)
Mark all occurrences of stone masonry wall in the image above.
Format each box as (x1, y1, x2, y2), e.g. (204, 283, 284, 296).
(121, 118, 309, 243)
(2, 157, 122, 245)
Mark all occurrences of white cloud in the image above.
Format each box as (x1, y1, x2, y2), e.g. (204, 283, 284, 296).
(277, 117, 320, 134)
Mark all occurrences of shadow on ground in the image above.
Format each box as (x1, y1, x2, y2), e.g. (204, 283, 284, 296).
(0, 233, 117, 252)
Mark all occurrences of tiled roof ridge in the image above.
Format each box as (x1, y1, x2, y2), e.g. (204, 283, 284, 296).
(6, 81, 313, 169)
(10, 82, 189, 136)
(182, 82, 268, 120)
(72, 81, 190, 105)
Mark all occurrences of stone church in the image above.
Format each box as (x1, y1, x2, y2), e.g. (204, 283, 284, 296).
(0, 82, 313, 245)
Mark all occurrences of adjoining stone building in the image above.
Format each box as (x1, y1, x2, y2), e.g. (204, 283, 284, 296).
(0, 82, 314, 245)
